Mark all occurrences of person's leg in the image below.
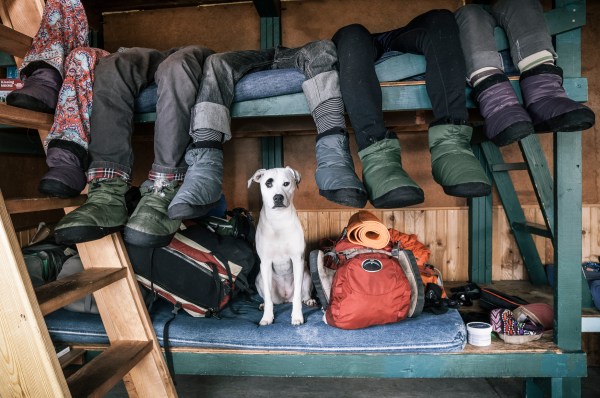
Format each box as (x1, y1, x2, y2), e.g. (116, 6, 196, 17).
(332, 24, 423, 209)
(378, 10, 490, 198)
(124, 45, 215, 247)
(7, 0, 89, 113)
(273, 40, 367, 208)
(39, 47, 109, 198)
(455, 4, 533, 146)
(55, 48, 171, 245)
(491, 0, 595, 132)
(169, 49, 275, 220)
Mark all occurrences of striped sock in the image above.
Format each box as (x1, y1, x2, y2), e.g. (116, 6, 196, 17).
(190, 128, 224, 143)
(469, 67, 503, 87)
(312, 97, 346, 134)
(517, 50, 554, 73)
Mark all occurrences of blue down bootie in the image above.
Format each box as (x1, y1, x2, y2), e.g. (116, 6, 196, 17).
(168, 145, 223, 220)
(315, 131, 368, 208)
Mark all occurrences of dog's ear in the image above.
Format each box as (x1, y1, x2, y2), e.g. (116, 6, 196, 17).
(247, 168, 267, 188)
(285, 166, 302, 186)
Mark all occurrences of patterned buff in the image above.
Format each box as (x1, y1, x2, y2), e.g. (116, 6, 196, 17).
(21, 0, 110, 151)
(490, 308, 543, 336)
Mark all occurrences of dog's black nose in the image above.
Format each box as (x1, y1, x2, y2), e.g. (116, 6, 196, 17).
(273, 194, 284, 204)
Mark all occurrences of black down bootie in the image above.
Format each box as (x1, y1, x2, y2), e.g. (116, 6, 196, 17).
(7, 62, 62, 114)
(520, 64, 595, 133)
(38, 140, 87, 198)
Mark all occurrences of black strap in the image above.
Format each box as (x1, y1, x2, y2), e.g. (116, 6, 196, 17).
(163, 302, 181, 384)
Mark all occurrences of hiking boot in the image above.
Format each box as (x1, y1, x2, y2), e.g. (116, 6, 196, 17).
(168, 145, 223, 220)
(472, 74, 534, 146)
(358, 138, 424, 208)
(54, 178, 129, 245)
(429, 124, 491, 198)
(38, 141, 87, 198)
(315, 131, 368, 208)
(7, 62, 62, 114)
(520, 64, 595, 132)
(124, 179, 182, 248)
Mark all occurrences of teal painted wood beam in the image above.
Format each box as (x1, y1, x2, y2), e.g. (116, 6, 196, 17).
(258, 12, 282, 169)
(553, 131, 583, 351)
(130, 77, 587, 123)
(468, 144, 493, 284)
(0, 51, 15, 67)
(165, 351, 586, 378)
(480, 141, 547, 285)
(518, 134, 555, 239)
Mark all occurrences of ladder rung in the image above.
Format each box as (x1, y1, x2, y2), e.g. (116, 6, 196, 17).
(67, 340, 153, 398)
(36, 268, 127, 315)
(59, 347, 86, 369)
(5, 195, 86, 214)
(0, 103, 54, 131)
(491, 162, 528, 172)
(512, 221, 552, 238)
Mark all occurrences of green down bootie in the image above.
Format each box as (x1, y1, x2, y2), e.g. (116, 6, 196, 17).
(358, 138, 424, 208)
(124, 179, 182, 248)
(54, 178, 129, 245)
(429, 124, 491, 198)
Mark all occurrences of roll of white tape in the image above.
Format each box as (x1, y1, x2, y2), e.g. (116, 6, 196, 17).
(467, 322, 492, 346)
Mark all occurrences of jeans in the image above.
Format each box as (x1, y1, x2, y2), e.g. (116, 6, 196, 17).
(190, 40, 341, 142)
(88, 46, 214, 176)
(332, 9, 468, 150)
(455, 0, 556, 76)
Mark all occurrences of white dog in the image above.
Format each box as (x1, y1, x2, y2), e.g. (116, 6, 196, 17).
(248, 167, 315, 326)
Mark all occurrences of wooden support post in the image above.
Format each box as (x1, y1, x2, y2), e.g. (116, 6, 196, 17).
(468, 144, 493, 284)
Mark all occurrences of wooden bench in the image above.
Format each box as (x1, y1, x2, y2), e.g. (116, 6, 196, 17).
(0, 1, 594, 397)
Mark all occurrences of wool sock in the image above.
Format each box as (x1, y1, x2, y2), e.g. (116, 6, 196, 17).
(469, 67, 503, 87)
(190, 128, 224, 143)
(517, 50, 554, 73)
(312, 97, 346, 134)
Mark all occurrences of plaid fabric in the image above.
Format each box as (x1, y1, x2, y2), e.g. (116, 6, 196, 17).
(86, 168, 131, 183)
(149, 170, 185, 183)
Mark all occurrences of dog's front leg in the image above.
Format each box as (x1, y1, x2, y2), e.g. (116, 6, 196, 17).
(259, 261, 275, 326)
(291, 254, 305, 325)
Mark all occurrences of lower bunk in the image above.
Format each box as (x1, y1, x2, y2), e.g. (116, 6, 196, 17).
(44, 283, 587, 380)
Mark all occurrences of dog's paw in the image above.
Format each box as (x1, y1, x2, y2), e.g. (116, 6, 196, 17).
(291, 312, 304, 326)
(259, 315, 274, 326)
(303, 298, 317, 307)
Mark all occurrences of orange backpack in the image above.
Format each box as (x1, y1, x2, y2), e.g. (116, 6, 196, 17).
(318, 231, 424, 330)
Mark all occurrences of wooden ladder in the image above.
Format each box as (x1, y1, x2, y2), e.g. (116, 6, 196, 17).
(0, 192, 177, 397)
(0, 2, 177, 395)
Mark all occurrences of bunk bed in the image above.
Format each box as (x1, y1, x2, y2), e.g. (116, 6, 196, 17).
(0, 1, 593, 397)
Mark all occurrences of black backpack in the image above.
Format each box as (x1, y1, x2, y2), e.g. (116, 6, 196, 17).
(125, 210, 258, 318)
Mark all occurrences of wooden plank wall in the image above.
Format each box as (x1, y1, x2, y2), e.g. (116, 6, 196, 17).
(14, 204, 600, 283)
(294, 204, 600, 282)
